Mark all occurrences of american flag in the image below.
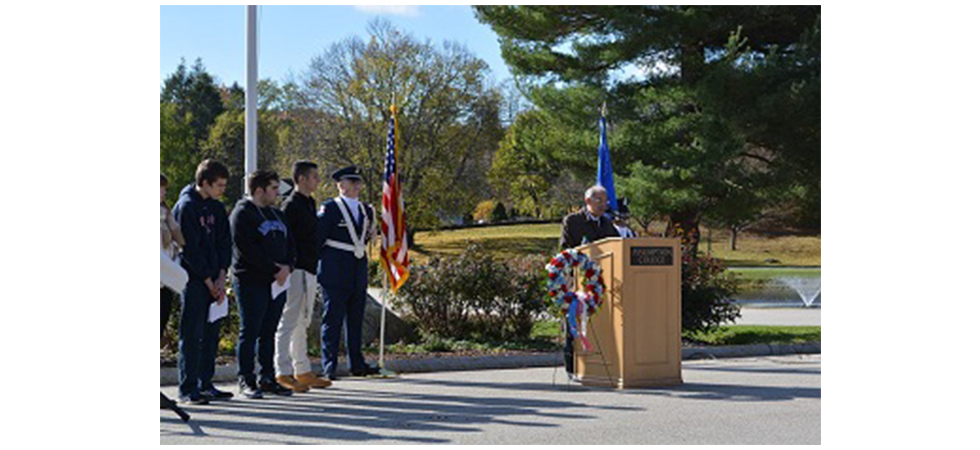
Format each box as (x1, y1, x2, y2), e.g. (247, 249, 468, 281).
(381, 103, 409, 293)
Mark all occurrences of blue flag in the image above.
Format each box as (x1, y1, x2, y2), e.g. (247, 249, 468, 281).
(596, 114, 618, 212)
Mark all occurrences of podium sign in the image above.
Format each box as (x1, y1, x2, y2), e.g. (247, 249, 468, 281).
(574, 237, 683, 388)
(630, 246, 673, 266)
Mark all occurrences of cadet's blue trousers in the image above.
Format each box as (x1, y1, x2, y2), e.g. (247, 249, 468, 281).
(319, 285, 367, 376)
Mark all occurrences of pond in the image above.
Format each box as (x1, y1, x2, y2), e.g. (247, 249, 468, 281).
(728, 267, 821, 308)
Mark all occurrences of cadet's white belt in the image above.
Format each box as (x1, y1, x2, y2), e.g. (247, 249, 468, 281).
(324, 239, 365, 259)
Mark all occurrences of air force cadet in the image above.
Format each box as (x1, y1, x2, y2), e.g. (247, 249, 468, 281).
(316, 166, 382, 379)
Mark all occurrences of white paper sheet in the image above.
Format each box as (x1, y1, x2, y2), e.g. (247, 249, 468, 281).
(271, 276, 291, 301)
(208, 294, 228, 323)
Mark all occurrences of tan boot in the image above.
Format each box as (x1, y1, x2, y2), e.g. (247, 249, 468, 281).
(295, 371, 333, 389)
(275, 375, 310, 393)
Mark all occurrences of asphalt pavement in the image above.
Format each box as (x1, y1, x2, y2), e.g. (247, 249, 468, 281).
(161, 354, 820, 445)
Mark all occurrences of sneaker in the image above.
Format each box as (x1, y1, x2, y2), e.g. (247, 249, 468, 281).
(201, 387, 234, 401)
(327, 373, 339, 381)
(351, 366, 381, 377)
(259, 380, 294, 396)
(178, 394, 210, 405)
(238, 378, 263, 399)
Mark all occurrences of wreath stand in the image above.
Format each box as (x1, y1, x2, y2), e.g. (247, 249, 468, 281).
(571, 266, 616, 389)
(549, 251, 616, 389)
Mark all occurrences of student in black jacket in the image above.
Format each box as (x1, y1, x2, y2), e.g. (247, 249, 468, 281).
(230, 170, 297, 398)
(172, 160, 233, 405)
(274, 161, 332, 392)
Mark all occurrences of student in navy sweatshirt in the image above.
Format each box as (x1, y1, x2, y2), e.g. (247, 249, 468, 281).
(230, 170, 297, 398)
(172, 160, 232, 405)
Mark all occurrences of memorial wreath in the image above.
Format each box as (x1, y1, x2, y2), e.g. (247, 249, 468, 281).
(545, 249, 605, 350)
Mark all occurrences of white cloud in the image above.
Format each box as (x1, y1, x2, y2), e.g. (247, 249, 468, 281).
(352, 5, 421, 17)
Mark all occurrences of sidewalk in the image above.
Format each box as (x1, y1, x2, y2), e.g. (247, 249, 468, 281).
(162, 355, 821, 444)
(160, 342, 819, 385)
(735, 306, 821, 326)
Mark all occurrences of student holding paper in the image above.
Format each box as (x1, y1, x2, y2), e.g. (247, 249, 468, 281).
(172, 160, 233, 405)
(230, 170, 297, 399)
(275, 161, 332, 392)
(200, 174, 233, 401)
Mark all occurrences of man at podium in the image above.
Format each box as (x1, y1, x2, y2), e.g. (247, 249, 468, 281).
(558, 185, 620, 379)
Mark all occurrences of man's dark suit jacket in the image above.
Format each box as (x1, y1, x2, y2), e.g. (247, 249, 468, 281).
(559, 208, 621, 250)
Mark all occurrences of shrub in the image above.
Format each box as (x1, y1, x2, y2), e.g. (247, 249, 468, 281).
(681, 253, 741, 333)
(393, 244, 548, 341)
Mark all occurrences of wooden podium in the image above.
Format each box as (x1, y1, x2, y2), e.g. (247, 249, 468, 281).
(573, 237, 683, 388)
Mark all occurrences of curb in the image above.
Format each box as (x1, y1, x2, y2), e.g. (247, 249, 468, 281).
(160, 342, 820, 386)
(681, 342, 820, 360)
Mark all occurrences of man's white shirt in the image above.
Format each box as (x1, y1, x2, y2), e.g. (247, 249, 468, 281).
(615, 224, 636, 238)
(340, 195, 361, 223)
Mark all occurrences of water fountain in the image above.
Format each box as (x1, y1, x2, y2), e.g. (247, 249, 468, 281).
(778, 277, 821, 307)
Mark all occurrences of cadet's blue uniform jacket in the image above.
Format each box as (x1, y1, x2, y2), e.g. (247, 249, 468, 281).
(316, 199, 374, 291)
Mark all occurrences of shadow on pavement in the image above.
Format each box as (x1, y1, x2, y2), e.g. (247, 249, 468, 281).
(384, 372, 818, 404)
(627, 382, 820, 402)
(161, 379, 633, 443)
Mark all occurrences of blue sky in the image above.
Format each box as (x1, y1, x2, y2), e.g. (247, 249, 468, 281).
(160, 5, 515, 88)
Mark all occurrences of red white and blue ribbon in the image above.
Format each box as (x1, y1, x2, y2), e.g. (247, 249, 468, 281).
(545, 249, 605, 351)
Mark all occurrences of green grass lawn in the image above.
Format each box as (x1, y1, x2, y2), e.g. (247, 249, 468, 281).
(363, 323, 820, 355)
(411, 223, 563, 262)
(683, 325, 821, 346)
(534, 320, 819, 347)
(408, 222, 820, 267)
(730, 267, 821, 290)
(539, 320, 822, 347)
(165, 322, 821, 364)
(703, 233, 821, 267)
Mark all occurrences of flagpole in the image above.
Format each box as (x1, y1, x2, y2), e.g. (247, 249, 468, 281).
(378, 95, 393, 374)
(380, 263, 389, 370)
(245, 5, 258, 187)
(376, 95, 400, 377)
(597, 100, 618, 212)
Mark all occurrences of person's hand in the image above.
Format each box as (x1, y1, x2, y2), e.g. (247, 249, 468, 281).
(214, 271, 227, 299)
(204, 277, 216, 296)
(275, 264, 289, 285)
